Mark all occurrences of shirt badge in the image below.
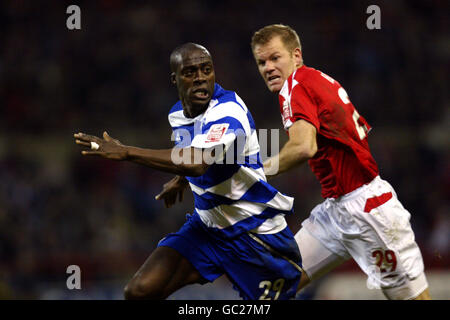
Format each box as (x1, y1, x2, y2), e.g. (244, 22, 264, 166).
(205, 123, 229, 143)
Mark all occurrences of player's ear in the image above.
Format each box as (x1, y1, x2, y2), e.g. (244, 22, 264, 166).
(170, 72, 176, 85)
(293, 48, 303, 67)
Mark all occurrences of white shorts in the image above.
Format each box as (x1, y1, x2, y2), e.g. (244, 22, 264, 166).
(296, 176, 428, 300)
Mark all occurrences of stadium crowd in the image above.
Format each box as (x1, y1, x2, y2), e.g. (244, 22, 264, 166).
(0, 0, 448, 298)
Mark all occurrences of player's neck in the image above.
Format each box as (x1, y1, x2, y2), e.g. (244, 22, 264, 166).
(183, 103, 208, 118)
(288, 63, 304, 79)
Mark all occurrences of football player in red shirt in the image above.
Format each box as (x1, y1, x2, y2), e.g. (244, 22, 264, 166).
(251, 24, 430, 300)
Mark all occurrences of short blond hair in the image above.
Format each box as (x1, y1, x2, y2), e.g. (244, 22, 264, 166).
(251, 24, 301, 53)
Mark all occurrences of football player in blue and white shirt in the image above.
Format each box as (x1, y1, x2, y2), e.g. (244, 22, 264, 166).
(74, 43, 303, 300)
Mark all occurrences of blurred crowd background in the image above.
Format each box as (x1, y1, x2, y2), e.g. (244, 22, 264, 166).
(0, 0, 448, 299)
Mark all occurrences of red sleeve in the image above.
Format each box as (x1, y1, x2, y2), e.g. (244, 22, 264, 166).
(289, 84, 320, 130)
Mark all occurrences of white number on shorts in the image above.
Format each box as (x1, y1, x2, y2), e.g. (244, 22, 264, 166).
(258, 278, 285, 300)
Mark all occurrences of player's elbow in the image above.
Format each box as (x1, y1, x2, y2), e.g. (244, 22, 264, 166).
(305, 143, 317, 159)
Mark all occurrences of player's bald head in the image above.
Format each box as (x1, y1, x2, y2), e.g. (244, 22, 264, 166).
(170, 43, 212, 73)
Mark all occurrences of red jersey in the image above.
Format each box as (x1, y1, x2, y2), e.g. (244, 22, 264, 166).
(279, 65, 379, 198)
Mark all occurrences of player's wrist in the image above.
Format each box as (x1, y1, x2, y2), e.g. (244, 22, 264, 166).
(122, 145, 137, 161)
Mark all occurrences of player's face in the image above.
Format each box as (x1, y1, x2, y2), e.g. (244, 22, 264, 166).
(174, 49, 215, 117)
(253, 36, 302, 93)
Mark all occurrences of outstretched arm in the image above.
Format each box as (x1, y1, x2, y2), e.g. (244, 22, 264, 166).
(264, 119, 317, 178)
(74, 131, 215, 177)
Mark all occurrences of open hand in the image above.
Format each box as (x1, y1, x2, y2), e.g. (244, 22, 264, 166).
(74, 131, 128, 160)
(155, 175, 189, 208)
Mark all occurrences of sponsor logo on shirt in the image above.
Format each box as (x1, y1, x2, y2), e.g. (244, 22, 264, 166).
(205, 123, 229, 143)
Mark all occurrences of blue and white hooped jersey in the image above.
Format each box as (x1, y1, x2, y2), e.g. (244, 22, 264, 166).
(168, 83, 294, 238)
